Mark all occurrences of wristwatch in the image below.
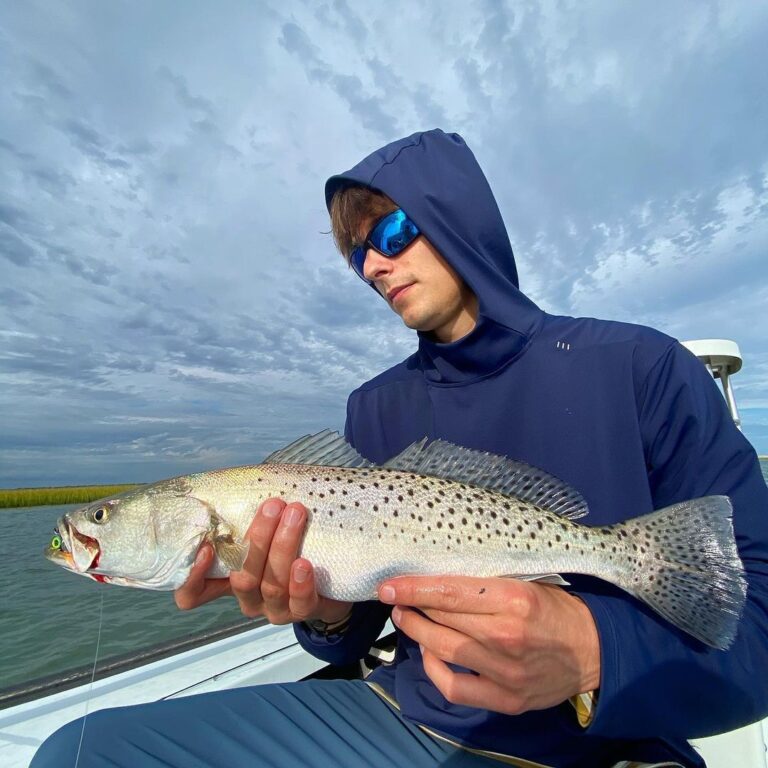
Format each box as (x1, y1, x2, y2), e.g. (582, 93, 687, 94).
(304, 610, 353, 636)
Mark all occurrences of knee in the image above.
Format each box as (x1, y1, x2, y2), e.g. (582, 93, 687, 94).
(31, 715, 85, 767)
(30, 709, 121, 767)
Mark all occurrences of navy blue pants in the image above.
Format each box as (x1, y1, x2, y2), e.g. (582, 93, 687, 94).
(31, 679, 507, 767)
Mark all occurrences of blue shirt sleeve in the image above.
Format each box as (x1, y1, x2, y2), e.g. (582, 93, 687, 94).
(574, 342, 768, 739)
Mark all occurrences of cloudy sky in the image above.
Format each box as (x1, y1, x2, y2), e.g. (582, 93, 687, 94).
(1, 0, 767, 487)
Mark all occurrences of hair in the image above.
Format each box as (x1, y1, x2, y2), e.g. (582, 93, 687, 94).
(329, 184, 398, 263)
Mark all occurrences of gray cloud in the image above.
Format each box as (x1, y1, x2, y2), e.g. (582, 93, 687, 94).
(0, 0, 766, 488)
(0, 227, 36, 266)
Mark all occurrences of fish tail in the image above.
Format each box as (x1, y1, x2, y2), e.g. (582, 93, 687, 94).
(621, 495, 746, 650)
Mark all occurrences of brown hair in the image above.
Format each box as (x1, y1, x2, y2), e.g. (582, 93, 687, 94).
(329, 185, 398, 263)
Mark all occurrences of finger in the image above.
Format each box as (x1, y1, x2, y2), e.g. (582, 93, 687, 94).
(231, 498, 285, 613)
(288, 558, 320, 622)
(261, 503, 306, 614)
(175, 544, 231, 610)
(379, 575, 516, 613)
(421, 647, 527, 715)
(176, 578, 233, 610)
(174, 544, 212, 607)
(392, 606, 491, 674)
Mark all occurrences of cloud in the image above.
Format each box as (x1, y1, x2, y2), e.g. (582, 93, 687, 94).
(0, 226, 36, 266)
(1, 0, 767, 488)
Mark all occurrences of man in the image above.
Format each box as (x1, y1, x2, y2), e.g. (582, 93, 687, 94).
(32, 130, 768, 768)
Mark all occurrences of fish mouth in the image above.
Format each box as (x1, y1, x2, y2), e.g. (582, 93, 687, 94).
(47, 519, 103, 579)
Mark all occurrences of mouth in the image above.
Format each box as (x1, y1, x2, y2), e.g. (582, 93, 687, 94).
(386, 283, 413, 303)
(47, 519, 104, 581)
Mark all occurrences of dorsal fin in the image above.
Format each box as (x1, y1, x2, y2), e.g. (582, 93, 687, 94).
(383, 439, 588, 520)
(261, 429, 374, 468)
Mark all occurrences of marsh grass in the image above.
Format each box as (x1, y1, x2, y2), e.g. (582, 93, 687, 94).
(0, 485, 142, 509)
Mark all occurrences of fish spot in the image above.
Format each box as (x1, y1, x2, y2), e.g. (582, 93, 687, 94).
(373, 504, 378, 511)
(537, 520, 543, 530)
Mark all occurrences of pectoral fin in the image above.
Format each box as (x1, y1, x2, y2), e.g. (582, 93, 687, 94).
(502, 573, 571, 586)
(204, 508, 249, 572)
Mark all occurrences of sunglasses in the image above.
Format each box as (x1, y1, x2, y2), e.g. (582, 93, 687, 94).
(349, 208, 420, 284)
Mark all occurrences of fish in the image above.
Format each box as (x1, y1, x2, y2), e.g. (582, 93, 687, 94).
(45, 430, 747, 649)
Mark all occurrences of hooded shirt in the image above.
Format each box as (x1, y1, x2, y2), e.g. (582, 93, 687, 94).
(295, 129, 768, 768)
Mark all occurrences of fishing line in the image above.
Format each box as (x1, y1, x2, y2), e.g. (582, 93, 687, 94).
(73, 589, 105, 768)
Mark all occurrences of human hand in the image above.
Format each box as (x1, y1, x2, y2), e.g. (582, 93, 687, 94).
(378, 575, 600, 715)
(175, 498, 353, 626)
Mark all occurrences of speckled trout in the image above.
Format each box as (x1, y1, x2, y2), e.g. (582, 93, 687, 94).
(45, 430, 746, 649)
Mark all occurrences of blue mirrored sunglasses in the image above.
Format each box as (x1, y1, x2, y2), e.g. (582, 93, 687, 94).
(349, 209, 420, 284)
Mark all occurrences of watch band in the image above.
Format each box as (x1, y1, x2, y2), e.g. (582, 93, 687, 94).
(304, 610, 353, 636)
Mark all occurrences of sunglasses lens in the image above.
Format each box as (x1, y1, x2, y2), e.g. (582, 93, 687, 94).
(371, 210, 419, 256)
(349, 247, 369, 282)
(349, 209, 420, 284)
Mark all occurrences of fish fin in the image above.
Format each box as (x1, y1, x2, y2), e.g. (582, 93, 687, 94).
(502, 573, 571, 586)
(207, 514, 249, 571)
(623, 496, 746, 650)
(214, 537, 249, 572)
(262, 429, 374, 468)
(383, 439, 589, 520)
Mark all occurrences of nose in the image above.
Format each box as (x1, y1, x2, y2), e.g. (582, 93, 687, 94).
(362, 247, 394, 283)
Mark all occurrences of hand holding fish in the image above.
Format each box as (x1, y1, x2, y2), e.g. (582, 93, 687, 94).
(175, 498, 353, 626)
(379, 575, 600, 715)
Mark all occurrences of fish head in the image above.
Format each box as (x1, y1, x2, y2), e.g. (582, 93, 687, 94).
(45, 478, 213, 590)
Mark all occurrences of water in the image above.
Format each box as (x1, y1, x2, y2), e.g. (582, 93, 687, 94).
(2, 461, 767, 692)
(0, 503, 244, 690)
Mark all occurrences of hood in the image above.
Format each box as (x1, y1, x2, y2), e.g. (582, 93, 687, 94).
(325, 129, 543, 384)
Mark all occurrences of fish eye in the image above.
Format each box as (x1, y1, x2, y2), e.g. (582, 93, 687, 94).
(92, 507, 109, 524)
(50, 535, 62, 550)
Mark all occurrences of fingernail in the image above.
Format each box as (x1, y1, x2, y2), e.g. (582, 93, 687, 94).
(391, 606, 402, 623)
(262, 500, 282, 518)
(380, 585, 396, 603)
(418, 644, 425, 656)
(284, 505, 303, 527)
(294, 564, 310, 583)
(195, 547, 208, 566)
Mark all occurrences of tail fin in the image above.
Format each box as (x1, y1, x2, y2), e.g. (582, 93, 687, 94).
(625, 496, 746, 650)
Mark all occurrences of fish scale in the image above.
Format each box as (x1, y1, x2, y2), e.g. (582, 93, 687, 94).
(46, 430, 746, 650)
(197, 464, 628, 602)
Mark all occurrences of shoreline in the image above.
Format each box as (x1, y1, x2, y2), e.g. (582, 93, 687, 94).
(0, 484, 142, 509)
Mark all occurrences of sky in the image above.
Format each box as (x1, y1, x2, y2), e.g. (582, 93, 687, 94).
(1, 0, 767, 488)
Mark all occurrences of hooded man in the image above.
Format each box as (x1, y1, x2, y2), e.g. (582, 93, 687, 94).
(32, 130, 768, 768)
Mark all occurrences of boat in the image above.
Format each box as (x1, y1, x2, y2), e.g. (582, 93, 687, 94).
(1, 339, 766, 767)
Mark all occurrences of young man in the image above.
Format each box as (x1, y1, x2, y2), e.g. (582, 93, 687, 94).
(33, 130, 768, 768)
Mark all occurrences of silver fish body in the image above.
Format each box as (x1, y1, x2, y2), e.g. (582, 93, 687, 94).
(45, 431, 747, 649)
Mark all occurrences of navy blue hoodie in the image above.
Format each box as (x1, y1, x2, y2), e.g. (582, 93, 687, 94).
(295, 129, 768, 768)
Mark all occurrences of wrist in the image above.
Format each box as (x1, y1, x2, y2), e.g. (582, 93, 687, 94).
(570, 594, 601, 693)
(304, 606, 354, 636)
